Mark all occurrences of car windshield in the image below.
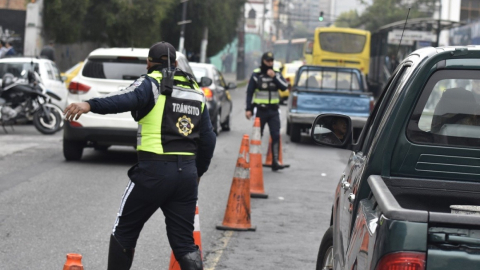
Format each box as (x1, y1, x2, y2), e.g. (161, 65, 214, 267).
(0, 62, 40, 78)
(192, 67, 208, 80)
(296, 69, 361, 91)
(82, 57, 146, 80)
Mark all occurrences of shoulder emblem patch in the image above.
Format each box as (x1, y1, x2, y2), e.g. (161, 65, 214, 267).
(176, 115, 194, 136)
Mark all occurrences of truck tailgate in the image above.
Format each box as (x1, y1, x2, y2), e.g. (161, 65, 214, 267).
(295, 91, 371, 116)
(428, 227, 480, 270)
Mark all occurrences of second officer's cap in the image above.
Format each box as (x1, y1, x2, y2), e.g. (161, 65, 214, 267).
(148, 41, 176, 63)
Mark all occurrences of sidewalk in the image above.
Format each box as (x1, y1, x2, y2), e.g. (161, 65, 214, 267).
(223, 72, 248, 88)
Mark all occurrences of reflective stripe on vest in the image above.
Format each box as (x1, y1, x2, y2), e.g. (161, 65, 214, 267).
(137, 70, 205, 155)
(253, 72, 280, 104)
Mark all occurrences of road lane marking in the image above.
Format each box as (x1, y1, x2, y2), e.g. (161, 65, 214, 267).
(204, 230, 234, 270)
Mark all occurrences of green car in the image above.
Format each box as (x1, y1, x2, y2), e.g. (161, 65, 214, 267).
(311, 46, 480, 270)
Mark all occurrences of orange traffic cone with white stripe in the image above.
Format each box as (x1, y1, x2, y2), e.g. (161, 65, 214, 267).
(250, 118, 268, 198)
(63, 253, 84, 270)
(216, 135, 256, 231)
(168, 203, 203, 269)
(263, 135, 290, 168)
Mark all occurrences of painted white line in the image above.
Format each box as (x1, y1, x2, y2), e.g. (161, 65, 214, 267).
(321, 173, 327, 177)
(204, 230, 234, 270)
(278, 197, 285, 200)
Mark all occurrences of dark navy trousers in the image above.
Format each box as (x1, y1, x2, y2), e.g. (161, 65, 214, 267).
(256, 107, 281, 144)
(112, 158, 198, 260)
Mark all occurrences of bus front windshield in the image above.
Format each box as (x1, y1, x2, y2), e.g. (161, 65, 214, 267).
(319, 32, 366, 54)
(273, 42, 305, 63)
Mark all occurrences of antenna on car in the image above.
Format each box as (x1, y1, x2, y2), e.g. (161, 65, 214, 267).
(396, 8, 411, 57)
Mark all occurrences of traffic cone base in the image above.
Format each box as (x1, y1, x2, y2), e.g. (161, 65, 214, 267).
(263, 136, 290, 168)
(217, 135, 256, 231)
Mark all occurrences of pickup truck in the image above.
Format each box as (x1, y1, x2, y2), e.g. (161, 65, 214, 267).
(311, 46, 480, 270)
(286, 65, 373, 142)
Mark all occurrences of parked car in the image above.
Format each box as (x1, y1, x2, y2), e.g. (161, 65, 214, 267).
(0, 57, 68, 110)
(61, 61, 84, 87)
(279, 61, 302, 104)
(312, 46, 480, 270)
(63, 48, 199, 160)
(286, 65, 373, 143)
(190, 62, 236, 135)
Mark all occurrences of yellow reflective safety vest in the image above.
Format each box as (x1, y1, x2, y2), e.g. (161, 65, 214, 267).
(137, 70, 206, 155)
(252, 68, 280, 105)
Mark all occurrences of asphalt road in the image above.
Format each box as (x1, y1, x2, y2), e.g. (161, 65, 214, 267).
(0, 86, 351, 269)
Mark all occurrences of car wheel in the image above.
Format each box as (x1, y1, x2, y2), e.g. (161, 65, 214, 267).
(221, 115, 231, 131)
(290, 123, 301, 143)
(316, 226, 334, 270)
(63, 140, 84, 161)
(286, 120, 291, 136)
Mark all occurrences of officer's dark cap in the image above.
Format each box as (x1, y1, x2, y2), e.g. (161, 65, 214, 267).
(148, 41, 176, 63)
(262, 52, 274, 61)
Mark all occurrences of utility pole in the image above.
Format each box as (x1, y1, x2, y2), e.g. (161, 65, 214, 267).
(178, 0, 190, 54)
(237, 5, 246, 81)
(435, 0, 443, 47)
(261, 0, 267, 52)
(200, 27, 208, 63)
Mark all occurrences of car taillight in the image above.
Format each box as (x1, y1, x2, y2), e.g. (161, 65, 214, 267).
(202, 87, 213, 101)
(370, 98, 375, 113)
(69, 121, 83, 127)
(375, 252, 425, 270)
(292, 94, 297, 109)
(68, 81, 91, 94)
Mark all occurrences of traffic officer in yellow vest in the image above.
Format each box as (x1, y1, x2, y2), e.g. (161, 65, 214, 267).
(64, 42, 216, 270)
(245, 52, 289, 171)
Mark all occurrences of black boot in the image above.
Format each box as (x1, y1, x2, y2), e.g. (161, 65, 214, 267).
(107, 234, 135, 270)
(271, 142, 286, 171)
(178, 247, 203, 270)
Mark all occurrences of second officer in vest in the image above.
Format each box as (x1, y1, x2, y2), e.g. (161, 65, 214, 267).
(64, 42, 216, 270)
(245, 52, 289, 171)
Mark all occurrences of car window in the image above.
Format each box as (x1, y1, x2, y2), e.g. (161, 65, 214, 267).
(296, 69, 361, 91)
(44, 63, 55, 80)
(82, 57, 145, 80)
(192, 67, 208, 80)
(0, 62, 39, 78)
(360, 65, 411, 152)
(407, 69, 480, 148)
(216, 69, 227, 88)
(50, 62, 62, 81)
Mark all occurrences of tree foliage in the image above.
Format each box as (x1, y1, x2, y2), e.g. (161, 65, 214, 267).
(43, 0, 90, 43)
(335, 0, 437, 31)
(143, 0, 247, 57)
(43, 0, 246, 56)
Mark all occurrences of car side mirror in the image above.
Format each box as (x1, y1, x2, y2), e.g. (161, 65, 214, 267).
(311, 114, 352, 148)
(227, 82, 237, 90)
(199, 77, 212, 87)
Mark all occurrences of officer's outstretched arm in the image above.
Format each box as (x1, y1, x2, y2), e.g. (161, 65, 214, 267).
(86, 77, 152, 115)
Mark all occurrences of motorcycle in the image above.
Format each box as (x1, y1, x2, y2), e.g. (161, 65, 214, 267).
(0, 70, 62, 134)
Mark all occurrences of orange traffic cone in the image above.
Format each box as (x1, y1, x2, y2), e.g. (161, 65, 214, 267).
(263, 135, 290, 168)
(168, 203, 203, 269)
(250, 118, 268, 199)
(63, 253, 84, 270)
(216, 135, 256, 231)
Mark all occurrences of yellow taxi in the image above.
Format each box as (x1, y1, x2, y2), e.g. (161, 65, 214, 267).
(61, 61, 84, 87)
(279, 61, 303, 104)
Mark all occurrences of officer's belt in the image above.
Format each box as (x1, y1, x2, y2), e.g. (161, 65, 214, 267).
(255, 104, 279, 110)
(137, 151, 196, 161)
